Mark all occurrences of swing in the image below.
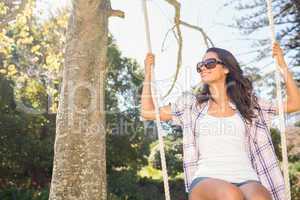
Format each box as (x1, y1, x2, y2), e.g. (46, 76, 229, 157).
(141, 0, 291, 199)
(142, 1, 171, 200)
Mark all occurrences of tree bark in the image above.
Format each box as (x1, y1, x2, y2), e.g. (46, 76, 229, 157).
(49, 1, 113, 199)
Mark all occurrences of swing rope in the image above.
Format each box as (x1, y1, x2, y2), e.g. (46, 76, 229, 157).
(142, 1, 171, 200)
(265, 0, 291, 199)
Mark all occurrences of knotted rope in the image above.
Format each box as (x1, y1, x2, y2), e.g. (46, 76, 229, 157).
(142, 1, 171, 200)
(265, 0, 291, 199)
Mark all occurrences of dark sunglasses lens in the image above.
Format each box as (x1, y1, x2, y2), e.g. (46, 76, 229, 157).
(205, 60, 217, 69)
(196, 58, 222, 73)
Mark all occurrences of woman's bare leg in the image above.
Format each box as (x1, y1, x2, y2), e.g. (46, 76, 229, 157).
(189, 178, 244, 200)
(239, 181, 272, 200)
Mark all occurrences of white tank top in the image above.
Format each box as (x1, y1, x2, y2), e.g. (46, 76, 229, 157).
(193, 107, 259, 183)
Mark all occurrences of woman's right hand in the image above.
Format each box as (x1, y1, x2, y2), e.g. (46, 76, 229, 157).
(144, 53, 155, 74)
(141, 52, 172, 121)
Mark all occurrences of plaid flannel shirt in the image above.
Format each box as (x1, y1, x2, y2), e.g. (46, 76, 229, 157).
(170, 91, 286, 200)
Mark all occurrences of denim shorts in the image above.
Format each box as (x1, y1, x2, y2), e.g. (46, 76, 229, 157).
(188, 176, 261, 194)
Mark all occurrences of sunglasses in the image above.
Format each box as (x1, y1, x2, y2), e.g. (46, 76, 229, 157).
(196, 58, 225, 73)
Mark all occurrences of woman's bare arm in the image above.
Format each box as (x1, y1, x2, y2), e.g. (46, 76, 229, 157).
(272, 42, 300, 114)
(141, 53, 172, 121)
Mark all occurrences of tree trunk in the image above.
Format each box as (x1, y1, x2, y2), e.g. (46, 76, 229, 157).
(49, 1, 110, 199)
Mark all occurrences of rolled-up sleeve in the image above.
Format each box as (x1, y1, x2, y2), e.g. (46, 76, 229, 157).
(170, 92, 196, 127)
(257, 97, 278, 129)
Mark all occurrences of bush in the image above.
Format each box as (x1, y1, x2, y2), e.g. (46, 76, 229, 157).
(108, 176, 188, 200)
(0, 187, 49, 200)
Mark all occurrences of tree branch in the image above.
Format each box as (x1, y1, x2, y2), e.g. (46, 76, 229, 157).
(109, 9, 125, 18)
(161, 24, 178, 52)
(107, 0, 125, 19)
(162, 0, 183, 98)
(179, 20, 214, 48)
(162, 0, 213, 98)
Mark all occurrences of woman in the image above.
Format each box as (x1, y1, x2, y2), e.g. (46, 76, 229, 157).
(141, 42, 300, 200)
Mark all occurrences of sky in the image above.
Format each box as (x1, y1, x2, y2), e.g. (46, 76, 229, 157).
(36, 0, 280, 104)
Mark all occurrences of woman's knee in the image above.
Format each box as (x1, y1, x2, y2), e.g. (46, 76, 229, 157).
(216, 186, 244, 200)
(188, 178, 244, 200)
(189, 190, 208, 200)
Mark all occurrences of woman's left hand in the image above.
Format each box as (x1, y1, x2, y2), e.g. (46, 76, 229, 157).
(272, 41, 288, 74)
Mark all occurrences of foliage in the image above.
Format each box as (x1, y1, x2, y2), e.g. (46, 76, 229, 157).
(227, 0, 300, 68)
(0, 73, 55, 189)
(148, 125, 183, 178)
(0, 187, 49, 200)
(271, 128, 283, 161)
(290, 170, 300, 200)
(226, 0, 300, 98)
(294, 120, 300, 127)
(271, 128, 300, 198)
(105, 34, 160, 197)
(0, 0, 67, 113)
(0, 0, 62, 191)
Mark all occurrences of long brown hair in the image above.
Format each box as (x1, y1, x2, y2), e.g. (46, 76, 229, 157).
(196, 47, 260, 125)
